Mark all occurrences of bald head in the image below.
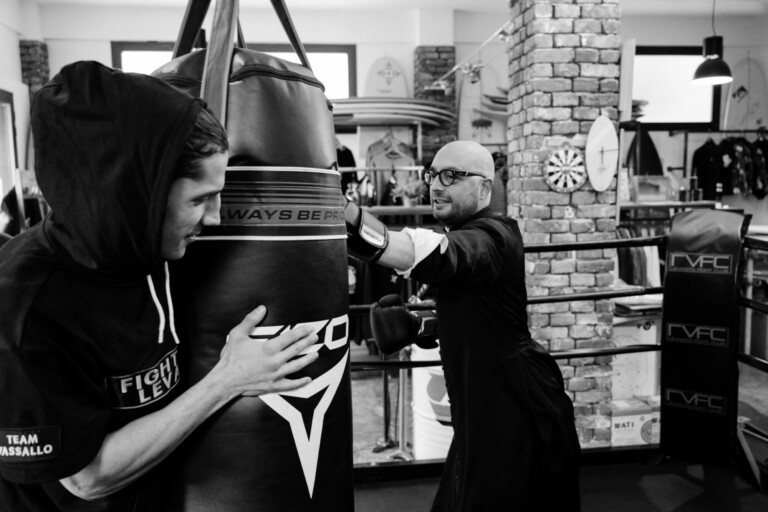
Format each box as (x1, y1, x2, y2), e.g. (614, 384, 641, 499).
(433, 141, 495, 181)
(429, 140, 496, 227)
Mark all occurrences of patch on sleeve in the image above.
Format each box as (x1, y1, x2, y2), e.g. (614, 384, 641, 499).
(107, 347, 181, 409)
(0, 427, 60, 461)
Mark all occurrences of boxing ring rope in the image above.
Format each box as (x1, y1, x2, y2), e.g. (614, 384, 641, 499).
(351, 234, 768, 372)
(350, 234, 668, 462)
(349, 219, 768, 473)
(350, 235, 668, 373)
(351, 344, 663, 371)
(349, 235, 665, 316)
(739, 236, 768, 375)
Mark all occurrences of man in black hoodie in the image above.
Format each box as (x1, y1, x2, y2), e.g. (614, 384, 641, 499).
(0, 61, 319, 510)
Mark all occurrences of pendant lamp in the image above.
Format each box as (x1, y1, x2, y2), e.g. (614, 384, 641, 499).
(692, 0, 732, 86)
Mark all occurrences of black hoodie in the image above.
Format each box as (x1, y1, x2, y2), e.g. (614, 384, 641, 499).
(0, 61, 203, 510)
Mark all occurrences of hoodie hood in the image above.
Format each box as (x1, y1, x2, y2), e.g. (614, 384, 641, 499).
(31, 61, 204, 276)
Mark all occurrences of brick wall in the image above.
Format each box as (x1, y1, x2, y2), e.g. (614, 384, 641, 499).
(414, 46, 458, 164)
(507, 0, 620, 448)
(19, 40, 50, 101)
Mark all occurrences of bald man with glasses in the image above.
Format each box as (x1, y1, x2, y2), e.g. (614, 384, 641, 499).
(345, 140, 581, 511)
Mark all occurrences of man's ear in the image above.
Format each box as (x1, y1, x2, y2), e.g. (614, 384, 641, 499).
(480, 178, 494, 202)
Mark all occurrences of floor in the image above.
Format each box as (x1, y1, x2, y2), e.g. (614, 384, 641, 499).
(349, 343, 768, 511)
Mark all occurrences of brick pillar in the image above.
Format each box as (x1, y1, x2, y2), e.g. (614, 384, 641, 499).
(507, 0, 620, 448)
(414, 46, 458, 164)
(19, 40, 50, 102)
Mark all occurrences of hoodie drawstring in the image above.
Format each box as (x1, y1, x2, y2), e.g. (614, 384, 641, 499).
(163, 262, 181, 344)
(146, 262, 181, 344)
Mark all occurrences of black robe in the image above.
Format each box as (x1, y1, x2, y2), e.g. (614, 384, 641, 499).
(409, 208, 581, 512)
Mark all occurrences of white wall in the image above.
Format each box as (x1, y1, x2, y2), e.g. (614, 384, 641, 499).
(33, 4, 511, 97)
(18, 3, 499, 178)
(36, 5, 431, 98)
(0, 0, 30, 195)
(0, 0, 23, 83)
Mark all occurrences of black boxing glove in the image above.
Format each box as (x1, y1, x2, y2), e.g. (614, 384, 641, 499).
(370, 294, 439, 354)
(344, 200, 388, 262)
(370, 294, 420, 355)
(412, 308, 439, 350)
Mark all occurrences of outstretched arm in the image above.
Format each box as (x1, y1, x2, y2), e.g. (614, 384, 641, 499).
(345, 199, 420, 268)
(376, 230, 416, 271)
(60, 306, 318, 501)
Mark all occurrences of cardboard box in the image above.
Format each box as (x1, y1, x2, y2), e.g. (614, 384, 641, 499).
(611, 399, 653, 447)
(636, 394, 661, 445)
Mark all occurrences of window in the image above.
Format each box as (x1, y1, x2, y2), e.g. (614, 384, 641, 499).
(111, 42, 175, 75)
(0, 89, 18, 198)
(111, 41, 356, 99)
(631, 46, 721, 131)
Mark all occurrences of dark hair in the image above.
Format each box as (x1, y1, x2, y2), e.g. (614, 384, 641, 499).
(175, 105, 229, 179)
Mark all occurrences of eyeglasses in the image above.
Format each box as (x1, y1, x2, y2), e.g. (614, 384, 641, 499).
(424, 168, 487, 187)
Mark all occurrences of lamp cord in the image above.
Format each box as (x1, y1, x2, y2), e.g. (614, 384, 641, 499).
(711, 0, 717, 36)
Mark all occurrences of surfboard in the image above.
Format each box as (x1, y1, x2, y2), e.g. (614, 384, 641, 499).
(334, 97, 449, 108)
(473, 108, 507, 123)
(363, 57, 409, 98)
(483, 93, 510, 105)
(586, 115, 619, 192)
(334, 114, 440, 127)
(333, 103, 455, 120)
(334, 110, 453, 124)
(480, 101, 507, 112)
(723, 56, 768, 130)
(458, 60, 508, 143)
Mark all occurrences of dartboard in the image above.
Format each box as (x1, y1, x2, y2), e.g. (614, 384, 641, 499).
(545, 143, 587, 193)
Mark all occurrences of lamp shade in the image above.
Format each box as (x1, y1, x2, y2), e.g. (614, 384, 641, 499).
(693, 57, 733, 86)
(692, 35, 733, 86)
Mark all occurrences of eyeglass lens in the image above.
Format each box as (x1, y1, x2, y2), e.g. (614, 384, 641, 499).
(425, 169, 456, 186)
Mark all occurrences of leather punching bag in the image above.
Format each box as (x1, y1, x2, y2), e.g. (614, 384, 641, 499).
(153, 1, 353, 510)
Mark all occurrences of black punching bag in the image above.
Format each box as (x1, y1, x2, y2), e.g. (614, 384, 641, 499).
(153, 0, 353, 510)
(660, 209, 748, 465)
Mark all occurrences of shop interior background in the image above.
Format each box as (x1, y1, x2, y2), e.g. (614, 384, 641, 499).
(1, 1, 767, 221)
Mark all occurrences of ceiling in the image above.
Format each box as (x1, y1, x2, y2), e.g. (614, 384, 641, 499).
(27, 0, 768, 16)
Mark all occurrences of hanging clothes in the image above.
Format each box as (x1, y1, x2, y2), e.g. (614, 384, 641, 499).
(691, 138, 723, 200)
(336, 139, 359, 203)
(616, 223, 666, 288)
(626, 130, 663, 176)
(719, 137, 751, 196)
(365, 130, 416, 206)
(489, 151, 508, 215)
(751, 131, 768, 199)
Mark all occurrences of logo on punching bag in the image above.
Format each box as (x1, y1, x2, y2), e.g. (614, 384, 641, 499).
(222, 204, 344, 225)
(665, 388, 726, 415)
(666, 323, 729, 347)
(668, 252, 732, 274)
(251, 314, 349, 498)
